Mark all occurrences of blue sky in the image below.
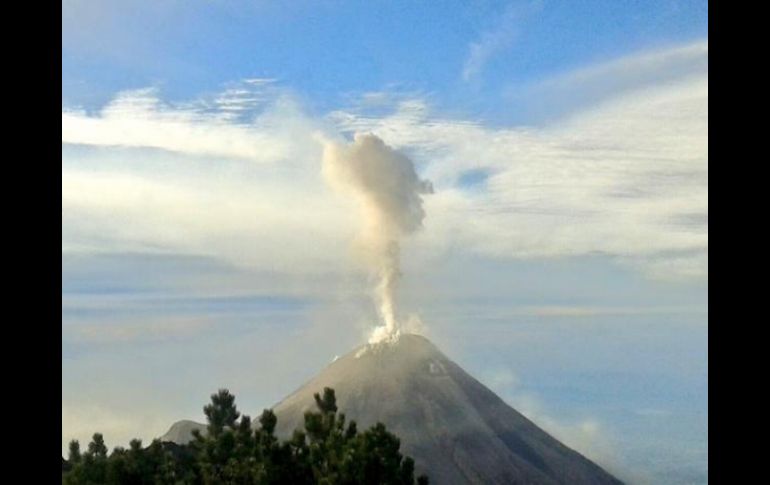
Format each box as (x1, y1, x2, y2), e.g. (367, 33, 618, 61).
(62, 1, 708, 483)
(63, 0, 707, 116)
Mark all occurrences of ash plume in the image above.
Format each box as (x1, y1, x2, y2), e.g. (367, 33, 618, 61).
(321, 133, 433, 344)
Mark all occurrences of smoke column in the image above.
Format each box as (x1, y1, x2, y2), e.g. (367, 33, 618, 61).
(322, 133, 433, 344)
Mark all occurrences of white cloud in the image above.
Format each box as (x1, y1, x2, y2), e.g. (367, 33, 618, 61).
(333, 46, 707, 280)
(62, 86, 319, 163)
(506, 40, 708, 120)
(62, 40, 707, 281)
(62, 166, 356, 273)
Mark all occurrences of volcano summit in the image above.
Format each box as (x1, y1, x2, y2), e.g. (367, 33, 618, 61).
(162, 334, 622, 484)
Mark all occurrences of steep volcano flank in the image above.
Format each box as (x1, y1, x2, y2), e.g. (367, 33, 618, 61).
(271, 334, 622, 485)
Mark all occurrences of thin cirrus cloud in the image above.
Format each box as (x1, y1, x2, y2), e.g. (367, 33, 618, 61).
(63, 316, 215, 345)
(332, 42, 707, 280)
(62, 40, 707, 282)
(461, 0, 544, 83)
(62, 83, 317, 163)
(505, 39, 709, 122)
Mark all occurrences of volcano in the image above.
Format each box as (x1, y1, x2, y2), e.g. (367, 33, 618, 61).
(161, 334, 622, 484)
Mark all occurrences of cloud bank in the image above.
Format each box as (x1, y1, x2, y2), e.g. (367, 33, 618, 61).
(62, 41, 708, 283)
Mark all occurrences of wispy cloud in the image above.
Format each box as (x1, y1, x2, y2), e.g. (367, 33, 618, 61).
(461, 1, 543, 83)
(62, 41, 707, 281)
(334, 43, 708, 280)
(64, 316, 215, 345)
(505, 39, 708, 121)
(518, 305, 707, 318)
(62, 84, 318, 162)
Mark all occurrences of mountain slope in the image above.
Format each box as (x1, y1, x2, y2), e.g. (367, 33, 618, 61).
(271, 334, 621, 485)
(160, 420, 206, 446)
(161, 334, 622, 484)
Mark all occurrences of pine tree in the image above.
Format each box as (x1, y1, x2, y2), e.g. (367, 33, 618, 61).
(203, 389, 240, 437)
(68, 440, 81, 464)
(87, 433, 108, 458)
(61, 386, 429, 484)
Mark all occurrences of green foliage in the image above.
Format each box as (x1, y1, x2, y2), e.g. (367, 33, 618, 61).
(203, 389, 241, 437)
(68, 440, 81, 464)
(62, 387, 428, 485)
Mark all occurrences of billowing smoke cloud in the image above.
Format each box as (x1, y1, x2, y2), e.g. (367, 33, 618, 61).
(322, 133, 433, 343)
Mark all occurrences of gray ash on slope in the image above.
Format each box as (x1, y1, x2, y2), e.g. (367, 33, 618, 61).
(161, 334, 622, 485)
(161, 420, 206, 446)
